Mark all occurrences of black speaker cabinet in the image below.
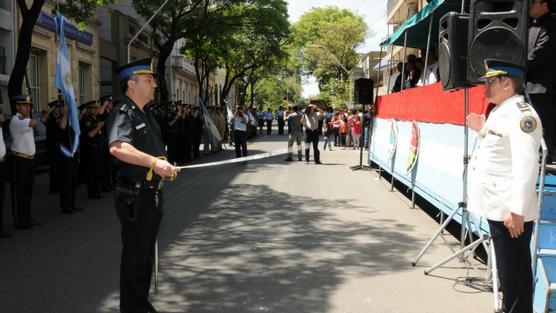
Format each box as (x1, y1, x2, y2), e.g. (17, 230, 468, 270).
(354, 78, 374, 104)
(438, 12, 470, 90)
(468, 0, 528, 84)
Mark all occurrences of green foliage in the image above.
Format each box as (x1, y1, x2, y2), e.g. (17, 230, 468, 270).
(59, 0, 118, 25)
(290, 6, 369, 103)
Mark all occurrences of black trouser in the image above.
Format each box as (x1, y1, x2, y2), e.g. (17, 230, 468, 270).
(101, 146, 114, 191)
(58, 152, 78, 210)
(115, 184, 163, 313)
(193, 135, 201, 159)
(87, 145, 103, 197)
(277, 119, 285, 135)
(0, 158, 5, 232)
(529, 94, 555, 159)
(166, 131, 178, 164)
(488, 220, 533, 313)
(184, 134, 193, 161)
(47, 139, 59, 193)
(305, 129, 320, 163)
(234, 130, 248, 158)
(10, 155, 34, 226)
(266, 120, 272, 135)
(333, 128, 340, 146)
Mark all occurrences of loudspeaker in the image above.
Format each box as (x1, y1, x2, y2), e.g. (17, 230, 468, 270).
(438, 12, 470, 90)
(354, 78, 373, 104)
(468, 0, 528, 84)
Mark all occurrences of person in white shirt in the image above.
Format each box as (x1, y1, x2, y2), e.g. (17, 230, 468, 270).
(9, 95, 40, 229)
(232, 105, 249, 158)
(301, 104, 323, 164)
(0, 106, 9, 237)
(466, 59, 542, 313)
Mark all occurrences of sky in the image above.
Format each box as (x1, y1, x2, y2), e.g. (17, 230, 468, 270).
(287, 0, 389, 97)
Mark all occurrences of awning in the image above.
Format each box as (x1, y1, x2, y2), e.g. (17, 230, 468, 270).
(380, 0, 463, 48)
(373, 46, 403, 70)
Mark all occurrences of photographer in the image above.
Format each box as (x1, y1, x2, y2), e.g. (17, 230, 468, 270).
(233, 105, 249, 158)
(301, 104, 324, 164)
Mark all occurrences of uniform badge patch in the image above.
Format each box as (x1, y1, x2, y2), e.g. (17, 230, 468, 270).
(520, 116, 537, 133)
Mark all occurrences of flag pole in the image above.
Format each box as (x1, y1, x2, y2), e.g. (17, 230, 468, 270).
(127, 0, 171, 62)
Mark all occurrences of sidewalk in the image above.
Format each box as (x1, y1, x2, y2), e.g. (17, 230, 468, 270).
(0, 132, 493, 313)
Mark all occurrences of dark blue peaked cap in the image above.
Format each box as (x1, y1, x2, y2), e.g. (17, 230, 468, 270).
(13, 95, 32, 104)
(116, 58, 155, 81)
(99, 95, 112, 103)
(481, 59, 525, 80)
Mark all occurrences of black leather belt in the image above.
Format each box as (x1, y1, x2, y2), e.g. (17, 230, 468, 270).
(116, 176, 161, 191)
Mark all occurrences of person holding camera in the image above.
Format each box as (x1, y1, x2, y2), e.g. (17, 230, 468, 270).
(233, 105, 249, 158)
(284, 106, 303, 162)
(302, 104, 323, 164)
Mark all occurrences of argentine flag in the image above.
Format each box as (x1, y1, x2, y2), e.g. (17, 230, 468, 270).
(199, 100, 222, 146)
(55, 13, 80, 158)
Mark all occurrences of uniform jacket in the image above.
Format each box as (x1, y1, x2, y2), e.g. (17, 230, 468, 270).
(468, 95, 542, 222)
(527, 13, 556, 95)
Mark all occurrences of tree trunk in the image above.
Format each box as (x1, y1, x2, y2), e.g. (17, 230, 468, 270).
(156, 39, 175, 106)
(8, 0, 45, 114)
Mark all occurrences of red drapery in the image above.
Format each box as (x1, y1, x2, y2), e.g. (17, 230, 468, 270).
(375, 83, 491, 126)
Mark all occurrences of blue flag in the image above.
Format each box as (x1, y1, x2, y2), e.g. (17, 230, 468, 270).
(55, 13, 80, 158)
(199, 100, 222, 146)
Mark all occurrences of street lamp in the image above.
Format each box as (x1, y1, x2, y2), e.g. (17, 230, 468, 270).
(306, 44, 353, 106)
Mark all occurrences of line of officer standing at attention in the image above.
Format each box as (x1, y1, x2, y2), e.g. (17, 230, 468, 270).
(0, 93, 116, 238)
(158, 100, 203, 165)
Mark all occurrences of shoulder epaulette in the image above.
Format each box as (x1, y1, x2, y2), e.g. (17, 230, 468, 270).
(119, 103, 129, 113)
(515, 101, 531, 113)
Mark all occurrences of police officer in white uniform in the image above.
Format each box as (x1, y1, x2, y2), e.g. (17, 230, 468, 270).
(467, 59, 542, 313)
(9, 95, 41, 229)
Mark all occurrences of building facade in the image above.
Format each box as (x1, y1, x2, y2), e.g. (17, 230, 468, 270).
(17, 1, 100, 113)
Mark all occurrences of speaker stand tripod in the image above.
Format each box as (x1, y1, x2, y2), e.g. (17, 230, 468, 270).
(411, 87, 502, 312)
(351, 111, 373, 171)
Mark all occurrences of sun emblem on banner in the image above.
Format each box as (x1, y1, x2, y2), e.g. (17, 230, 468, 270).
(386, 119, 398, 162)
(407, 121, 420, 173)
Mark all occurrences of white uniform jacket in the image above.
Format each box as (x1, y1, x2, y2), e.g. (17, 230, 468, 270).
(467, 95, 542, 222)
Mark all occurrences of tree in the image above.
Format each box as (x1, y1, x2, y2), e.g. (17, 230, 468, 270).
(181, 0, 290, 107)
(133, 0, 252, 105)
(8, 0, 115, 113)
(291, 6, 368, 103)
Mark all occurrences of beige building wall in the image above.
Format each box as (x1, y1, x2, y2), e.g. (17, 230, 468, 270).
(14, 1, 100, 112)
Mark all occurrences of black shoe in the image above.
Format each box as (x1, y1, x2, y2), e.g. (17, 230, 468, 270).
(0, 231, 11, 238)
(26, 219, 42, 226)
(62, 208, 75, 214)
(315, 160, 322, 164)
(284, 158, 293, 162)
(72, 206, 84, 212)
(15, 222, 32, 229)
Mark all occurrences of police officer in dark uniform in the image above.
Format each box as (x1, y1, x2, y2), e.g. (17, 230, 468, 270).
(99, 95, 114, 192)
(164, 101, 179, 164)
(82, 100, 105, 198)
(107, 58, 175, 313)
(44, 98, 81, 214)
(191, 104, 203, 159)
(42, 96, 63, 193)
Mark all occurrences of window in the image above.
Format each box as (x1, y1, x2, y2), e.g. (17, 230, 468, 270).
(78, 61, 91, 106)
(0, 46, 5, 75)
(27, 49, 41, 113)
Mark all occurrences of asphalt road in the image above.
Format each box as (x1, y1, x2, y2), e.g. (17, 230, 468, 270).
(0, 132, 492, 313)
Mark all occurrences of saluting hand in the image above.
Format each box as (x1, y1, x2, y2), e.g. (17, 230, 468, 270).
(504, 212, 525, 238)
(154, 159, 176, 179)
(466, 113, 486, 132)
